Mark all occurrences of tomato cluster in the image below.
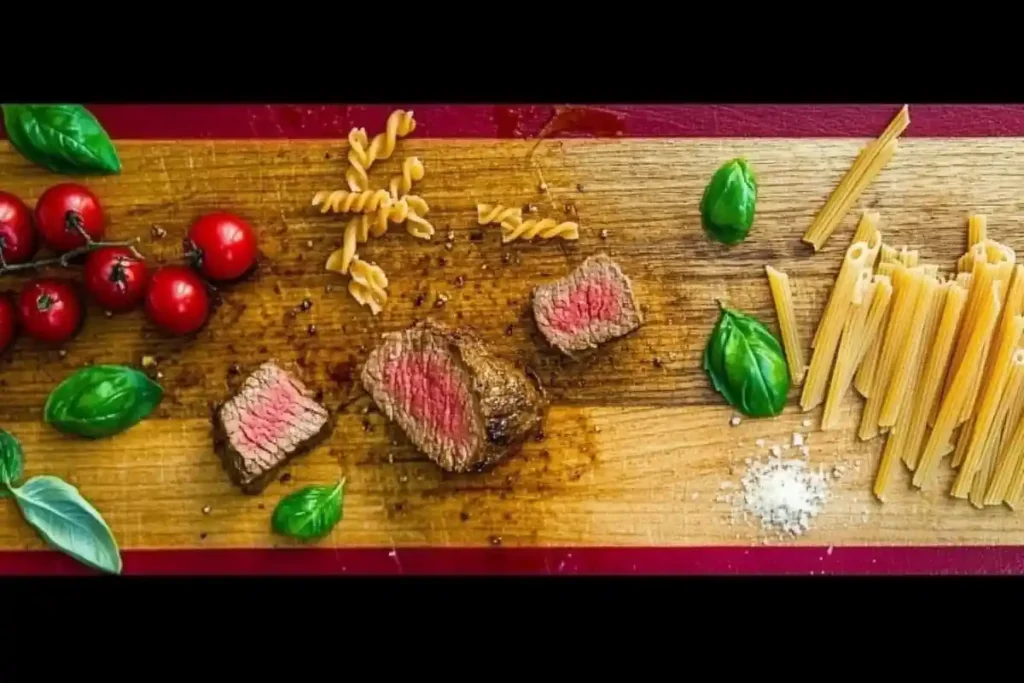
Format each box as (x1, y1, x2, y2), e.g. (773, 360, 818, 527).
(0, 184, 258, 356)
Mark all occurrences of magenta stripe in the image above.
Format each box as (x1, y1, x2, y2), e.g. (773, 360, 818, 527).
(2, 104, 1024, 139)
(0, 546, 1020, 575)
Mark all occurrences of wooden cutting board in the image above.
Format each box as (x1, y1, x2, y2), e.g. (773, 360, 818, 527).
(2, 133, 1024, 557)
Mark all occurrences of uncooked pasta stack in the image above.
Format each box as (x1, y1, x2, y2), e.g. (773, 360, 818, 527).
(801, 106, 909, 251)
(802, 229, 882, 412)
(913, 281, 1002, 489)
(899, 283, 968, 472)
(765, 265, 807, 384)
(812, 212, 880, 349)
(857, 264, 922, 440)
(821, 275, 892, 430)
(977, 350, 1024, 505)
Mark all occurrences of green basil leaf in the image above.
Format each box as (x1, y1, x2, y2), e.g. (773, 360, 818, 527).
(703, 304, 790, 418)
(2, 104, 121, 175)
(0, 428, 24, 488)
(10, 475, 122, 574)
(700, 158, 758, 245)
(271, 480, 345, 541)
(45, 365, 163, 439)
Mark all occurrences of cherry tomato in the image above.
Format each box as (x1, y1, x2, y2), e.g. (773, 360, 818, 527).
(186, 212, 258, 281)
(18, 279, 83, 344)
(84, 247, 149, 313)
(34, 183, 105, 253)
(145, 266, 210, 336)
(0, 190, 36, 265)
(0, 294, 16, 355)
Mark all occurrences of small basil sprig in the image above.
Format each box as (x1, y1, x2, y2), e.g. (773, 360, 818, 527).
(272, 479, 345, 541)
(45, 365, 163, 439)
(2, 104, 121, 175)
(704, 303, 790, 418)
(0, 428, 122, 574)
(700, 158, 758, 245)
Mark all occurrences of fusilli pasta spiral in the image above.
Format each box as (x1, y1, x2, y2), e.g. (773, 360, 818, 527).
(477, 204, 523, 226)
(311, 189, 392, 215)
(324, 216, 372, 275)
(499, 218, 580, 243)
(348, 256, 389, 315)
(367, 110, 416, 167)
(388, 157, 425, 200)
(344, 128, 372, 192)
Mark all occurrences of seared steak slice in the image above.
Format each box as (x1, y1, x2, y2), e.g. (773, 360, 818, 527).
(361, 321, 545, 472)
(213, 361, 332, 493)
(532, 253, 643, 355)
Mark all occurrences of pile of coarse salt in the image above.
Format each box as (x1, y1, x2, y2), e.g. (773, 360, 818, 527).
(726, 431, 831, 537)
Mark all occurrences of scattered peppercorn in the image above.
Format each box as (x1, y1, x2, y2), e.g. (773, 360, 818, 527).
(459, 511, 471, 522)
(325, 284, 334, 293)
(307, 324, 317, 336)
(435, 293, 449, 308)
(502, 252, 512, 265)
(258, 502, 265, 510)
(58, 349, 68, 359)
(413, 292, 426, 307)
(577, 183, 585, 192)
(505, 325, 515, 336)
(228, 362, 241, 376)
(299, 298, 313, 311)
(454, 275, 465, 288)
(279, 472, 292, 484)
(438, 256, 447, 267)
(200, 532, 208, 540)
(489, 535, 503, 546)
(151, 225, 167, 239)
(600, 229, 609, 240)
(653, 357, 664, 368)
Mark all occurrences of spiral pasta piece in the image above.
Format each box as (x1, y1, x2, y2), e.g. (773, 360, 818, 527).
(349, 280, 384, 316)
(311, 189, 392, 215)
(344, 128, 372, 192)
(388, 157, 425, 200)
(477, 203, 522, 226)
(366, 110, 416, 167)
(406, 211, 435, 240)
(324, 216, 372, 275)
(348, 256, 389, 315)
(499, 218, 580, 243)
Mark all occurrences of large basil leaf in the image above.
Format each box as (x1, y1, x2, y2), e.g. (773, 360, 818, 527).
(44, 365, 163, 439)
(271, 480, 345, 541)
(2, 104, 121, 175)
(700, 158, 758, 245)
(0, 428, 24, 490)
(10, 475, 122, 574)
(703, 305, 790, 417)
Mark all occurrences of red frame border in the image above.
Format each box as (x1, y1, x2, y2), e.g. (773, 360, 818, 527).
(2, 103, 1021, 575)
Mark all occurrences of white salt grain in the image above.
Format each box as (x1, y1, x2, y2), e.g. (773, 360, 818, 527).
(792, 432, 805, 447)
(730, 415, 742, 426)
(691, 493, 699, 501)
(770, 445, 782, 457)
(802, 419, 812, 428)
(736, 455, 830, 536)
(720, 481, 734, 490)
(755, 439, 766, 448)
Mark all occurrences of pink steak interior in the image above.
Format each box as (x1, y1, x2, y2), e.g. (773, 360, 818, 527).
(547, 277, 623, 334)
(383, 352, 472, 443)
(234, 373, 322, 456)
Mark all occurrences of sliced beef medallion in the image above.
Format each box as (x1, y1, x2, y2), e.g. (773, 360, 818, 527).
(532, 253, 643, 355)
(361, 321, 545, 472)
(213, 361, 333, 494)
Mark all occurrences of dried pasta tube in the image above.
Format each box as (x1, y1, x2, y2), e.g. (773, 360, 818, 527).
(879, 274, 940, 427)
(879, 244, 899, 264)
(765, 265, 807, 384)
(802, 107, 908, 251)
(913, 282, 1002, 489)
(951, 313, 1024, 498)
(978, 350, 1024, 504)
(874, 281, 945, 501)
(802, 241, 875, 411)
(822, 276, 892, 430)
(968, 215, 987, 247)
(901, 284, 967, 471)
(857, 265, 922, 439)
(940, 262, 999, 416)
(813, 213, 881, 348)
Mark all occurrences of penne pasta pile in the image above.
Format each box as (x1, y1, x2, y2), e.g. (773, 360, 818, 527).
(773, 212, 1024, 510)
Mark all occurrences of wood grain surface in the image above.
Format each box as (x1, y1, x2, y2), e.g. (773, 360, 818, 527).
(2, 136, 1024, 552)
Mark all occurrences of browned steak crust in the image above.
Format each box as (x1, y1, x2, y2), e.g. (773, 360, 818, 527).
(532, 253, 643, 355)
(361, 320, 545, 472)
(213, 361, 333, 494)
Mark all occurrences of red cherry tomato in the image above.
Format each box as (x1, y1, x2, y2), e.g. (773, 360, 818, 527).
(145, 266, 210, 336)
(0, 190, 36, 265)
(0, 294, 16, 355)
(17, 279, 83, 344)
(84, 247, 149, 313)
(34, 183, 105, 253)
(186, 212, 258, 281)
